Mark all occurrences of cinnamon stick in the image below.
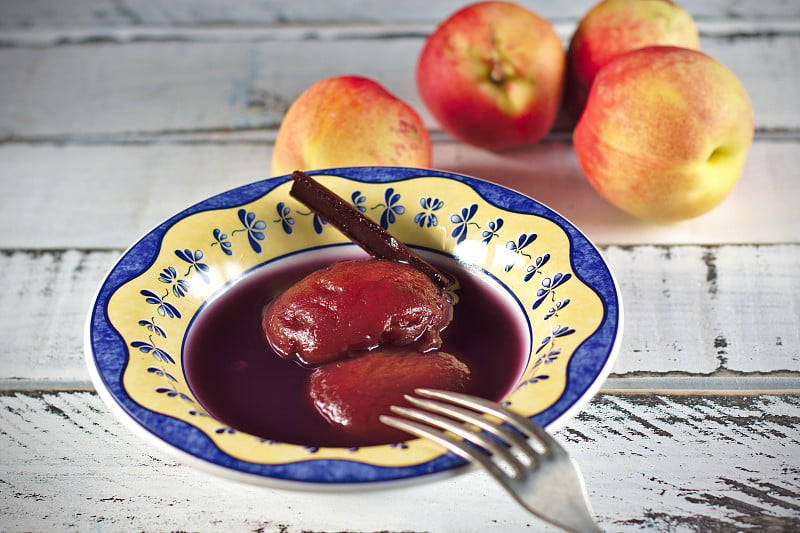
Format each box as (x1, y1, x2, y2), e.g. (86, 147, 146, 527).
(290, 170, 455, 291)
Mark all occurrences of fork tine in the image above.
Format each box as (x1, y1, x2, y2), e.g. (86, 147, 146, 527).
(415, 388, 558, 455)
(404, 396, 533, 450)
(408, 390, 602, 533)
(403, 396, 538, 470)
(387, 405, 526, 477)
(380, 413, 507, 480)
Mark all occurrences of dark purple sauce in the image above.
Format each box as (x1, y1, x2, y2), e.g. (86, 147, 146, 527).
(184, 249, 529, 448)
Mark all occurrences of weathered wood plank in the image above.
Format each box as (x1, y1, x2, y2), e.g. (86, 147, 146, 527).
(0, 0, 798, 28)
(0, 250, 118, 388)
(0, 140, 797, 249)
(2, 19, 798, 48)
(0, 33, 797, 139)
(603, 375, 800, 393)
(434, 138, 800, 246)
(604, 244, 800, 376)
(0, 143, 270, 250)
(1, 244, 797, 390)
(1, 391, 798, 532)
(0, 3, 796, 531)
(573, 394, 800, 530)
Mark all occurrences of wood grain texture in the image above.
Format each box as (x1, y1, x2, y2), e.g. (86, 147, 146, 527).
(0, 250, 118, 388)
(1, 0, 798, 27)
(0, 33, 797, 139)
(1, 245, 797, 390)
(1, 391, 798, 532)
(604, 244, 800, 375)
(0, 139, 798, 249)
(433, 139, 800, 246)
(1, 1, 798, 531)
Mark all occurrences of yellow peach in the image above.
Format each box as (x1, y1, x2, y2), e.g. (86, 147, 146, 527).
(573, 46, 753, 223)
(272, 76, 431, 176)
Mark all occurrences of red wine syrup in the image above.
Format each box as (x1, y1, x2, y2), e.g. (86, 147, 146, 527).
(183, 248, 530, 448)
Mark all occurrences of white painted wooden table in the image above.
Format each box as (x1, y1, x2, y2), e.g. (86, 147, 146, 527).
(1, 1, 798, 531)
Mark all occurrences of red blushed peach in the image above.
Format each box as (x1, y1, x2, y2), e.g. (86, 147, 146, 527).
(416, 1, 565, 151)
(565, 0, 700, 120)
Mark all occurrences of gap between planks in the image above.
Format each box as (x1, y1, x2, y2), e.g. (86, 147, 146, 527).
(1, 127, 797, 147)
(3, 376, 800, 394)
(0, 28, 797, 138)
(603, 376, 800, 395)
(1, 390, 798, 532)
(1, 19, 799, 48)
(1, 244, 798, 385)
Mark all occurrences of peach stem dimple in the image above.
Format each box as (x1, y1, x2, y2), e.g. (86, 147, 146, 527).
(488, 22, 506, 86)
(707, 146, 725, 164)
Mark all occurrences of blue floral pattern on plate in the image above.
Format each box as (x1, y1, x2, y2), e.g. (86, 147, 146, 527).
(85, 166, 622, 490)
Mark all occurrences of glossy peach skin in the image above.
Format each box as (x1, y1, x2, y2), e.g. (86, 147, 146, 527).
(308, 347, 471, 442)
(573, 46, 754, 223)
(263, 260, 453, 366)
(416, 1, 564, 151)
(271, 75, 431, 176)
(565, 0, 700, 120)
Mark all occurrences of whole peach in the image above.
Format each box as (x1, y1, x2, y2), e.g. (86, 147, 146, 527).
(565, 0, 700, 119)
(271, 76, 431, 176)
(416, 1, 565, 151)
(573, 46, 753, 223)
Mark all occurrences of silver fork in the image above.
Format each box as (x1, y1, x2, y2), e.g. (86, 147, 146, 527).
(381, 388, 602, 533)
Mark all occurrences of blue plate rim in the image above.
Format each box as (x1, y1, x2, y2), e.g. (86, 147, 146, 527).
(83, 165, 623, 489)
